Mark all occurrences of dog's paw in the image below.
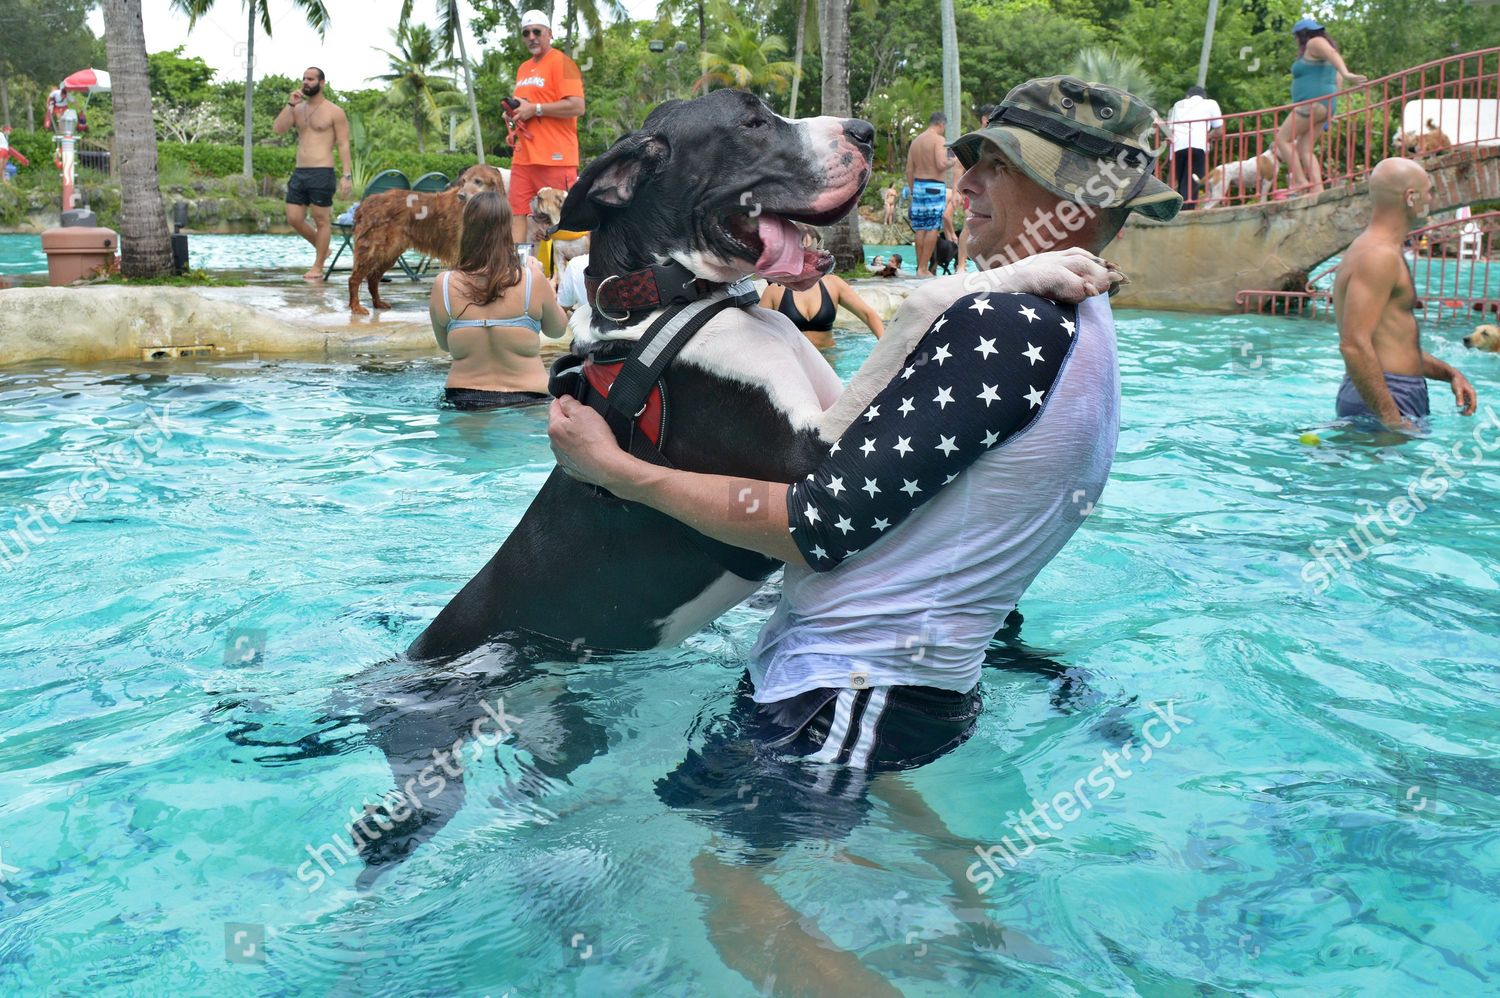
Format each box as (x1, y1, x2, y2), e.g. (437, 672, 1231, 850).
(970, 247, 1120, 303)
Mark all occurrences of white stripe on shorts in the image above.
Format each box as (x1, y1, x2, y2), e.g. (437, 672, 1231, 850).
(845, 687, 890, 770)
(807, 689, 859, 764)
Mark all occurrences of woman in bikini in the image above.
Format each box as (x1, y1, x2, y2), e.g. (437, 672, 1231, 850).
(429, 192, 568, 410)
(758, 224, 885, 352)
(1273, 17, 1366, 196)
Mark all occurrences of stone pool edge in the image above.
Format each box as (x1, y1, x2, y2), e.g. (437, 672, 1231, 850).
(0, 286, 449, 366)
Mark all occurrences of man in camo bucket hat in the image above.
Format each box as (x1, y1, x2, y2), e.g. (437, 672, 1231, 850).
(952, 75, 1182, 238)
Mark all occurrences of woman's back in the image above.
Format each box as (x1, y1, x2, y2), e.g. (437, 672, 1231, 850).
(433, 259, 557, 398)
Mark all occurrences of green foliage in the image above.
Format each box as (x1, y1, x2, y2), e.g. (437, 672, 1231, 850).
(153, 141, 489, 182)
(1068, 46, 1158, 106)
(694, 2, 797, 97)
(101, 268, 248, 286)
(0, 0, 98, 124)
(147, 47, 217, 105)
(376, 22, 460, 153)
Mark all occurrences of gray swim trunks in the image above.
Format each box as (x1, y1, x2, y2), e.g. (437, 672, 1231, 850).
(1335, 372, 1430, 425)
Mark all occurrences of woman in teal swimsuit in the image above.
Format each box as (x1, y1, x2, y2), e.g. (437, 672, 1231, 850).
(428, 192, 567, 410)
(1274, 17, 1367, 195)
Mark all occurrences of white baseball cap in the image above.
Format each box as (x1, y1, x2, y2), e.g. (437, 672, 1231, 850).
(520, 9, 550, 30)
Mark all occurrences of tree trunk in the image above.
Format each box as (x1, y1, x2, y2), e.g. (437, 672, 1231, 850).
(101, 0, 173, 277)
(818, 0, 864, 271)
(789, 0, 806, 118)
(940, 0, 959, 143)
(697, 0, 706, 46)
(1, 77, 11, 130)
(416, 103, 426, 153)
(453, 15, 485, 164)
(243, 2, 255, 179)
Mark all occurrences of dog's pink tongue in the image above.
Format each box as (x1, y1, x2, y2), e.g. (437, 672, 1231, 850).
(755, 214, 806, 281)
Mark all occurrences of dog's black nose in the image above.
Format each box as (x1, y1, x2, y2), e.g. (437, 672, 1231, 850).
(844, 119, 875, 149)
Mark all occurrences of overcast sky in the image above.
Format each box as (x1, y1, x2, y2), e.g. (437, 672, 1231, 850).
(87, 0, 659, 90)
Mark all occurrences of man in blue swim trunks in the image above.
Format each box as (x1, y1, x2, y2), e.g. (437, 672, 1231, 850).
(1333, 157, 1476, 431)
(904, 111, 956, 277)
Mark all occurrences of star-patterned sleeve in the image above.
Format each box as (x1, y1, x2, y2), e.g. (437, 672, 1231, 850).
(786, 291, 1079, 570)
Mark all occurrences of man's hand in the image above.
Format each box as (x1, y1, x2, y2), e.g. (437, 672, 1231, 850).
(513, 100, 539, 121)
(548, 396, 638, 491)
(339, 176, 353, 198)
(287, 90, 304, 107)
(1450, 370, 1478, 416)
(971, 247, 1123, 303)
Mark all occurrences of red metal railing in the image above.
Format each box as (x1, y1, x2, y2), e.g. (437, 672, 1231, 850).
(1156, 47, 1500, 210)
(1236, 210, 1498, 316)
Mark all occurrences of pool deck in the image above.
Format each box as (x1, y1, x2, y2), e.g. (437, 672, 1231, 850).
(0, 274, 922, 367)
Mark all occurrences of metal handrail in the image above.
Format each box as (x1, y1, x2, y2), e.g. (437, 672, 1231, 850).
(1156, 47, 1500, 211)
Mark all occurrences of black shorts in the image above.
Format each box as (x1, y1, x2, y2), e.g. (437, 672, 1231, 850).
(443, 387, 550, 411)
(286, 167, 336, 207)
(656, 673, 981, 852)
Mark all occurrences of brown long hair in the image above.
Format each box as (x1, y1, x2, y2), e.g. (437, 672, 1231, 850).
(452, 192, 524, 318)
(1296, 27, 1337, 57)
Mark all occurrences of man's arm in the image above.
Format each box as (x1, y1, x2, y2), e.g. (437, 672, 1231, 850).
(334, 108, 353, 196)
(1337, 250, 1407, 428)
(904, 140, 916, 192)
(1422, 352, 1478, 416)
(515, 96, 586, 121)
(273, 91, 300, 136)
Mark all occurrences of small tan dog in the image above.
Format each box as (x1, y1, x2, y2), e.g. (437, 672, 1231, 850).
(1398, 120, 1452, 158)
(1199, 148, 1278, 209)
(1463, 323, 1500, 352)
(529, 185, 589, 279)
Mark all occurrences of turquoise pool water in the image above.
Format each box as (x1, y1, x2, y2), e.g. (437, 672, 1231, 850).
(2, 310, 1498, 994)
(0, 233, 321, 276)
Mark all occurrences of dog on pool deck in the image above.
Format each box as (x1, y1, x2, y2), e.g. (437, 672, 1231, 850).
(344, 89, 1114, 888)
(347, 163, 509, 315)
(1398, 119, 1452, 158)
(1199, 148, 1278, 209)
(932, 233, 959, 274)
(1465, 323, 1500, 352)
(529, 185, 590, 282)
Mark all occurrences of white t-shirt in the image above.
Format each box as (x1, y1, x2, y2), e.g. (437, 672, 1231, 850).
(1168, 95, 1223, 151)
(557, 254, 588, 310)
(0, 131, 9, 154)
(750, 294, 1120, 702)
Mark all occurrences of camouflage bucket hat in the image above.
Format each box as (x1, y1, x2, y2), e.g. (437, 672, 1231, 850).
(951, 76, 1182, 222)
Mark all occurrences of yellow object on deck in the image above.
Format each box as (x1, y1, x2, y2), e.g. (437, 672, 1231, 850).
(534, 230, 589, 278)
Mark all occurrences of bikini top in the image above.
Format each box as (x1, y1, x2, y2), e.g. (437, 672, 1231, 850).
(776, 279, 837, 333)
(443, 269, 542, 333)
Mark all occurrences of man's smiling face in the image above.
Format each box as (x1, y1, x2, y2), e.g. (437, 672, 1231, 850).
(956, 142, 1061, 266)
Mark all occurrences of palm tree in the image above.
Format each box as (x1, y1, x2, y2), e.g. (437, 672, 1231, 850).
(558, 0, 628, 47)
(377, 23, 458, 154)
(693, 10, 796, 97)
(101, 0, 173, 276)
(787, 0, 818, 118)
(940, 0, 959, 143)
(401, 0, 484, 164)
(1068, 46, 1158, 106)
(656, 0, 708, 48)
(172, 0, 331, 179)
(817, 0, 863, 270)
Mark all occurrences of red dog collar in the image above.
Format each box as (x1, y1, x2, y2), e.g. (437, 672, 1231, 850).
(585, 261, 720, 322)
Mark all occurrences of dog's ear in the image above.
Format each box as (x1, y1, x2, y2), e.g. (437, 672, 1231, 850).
(555, 132, 670, 234)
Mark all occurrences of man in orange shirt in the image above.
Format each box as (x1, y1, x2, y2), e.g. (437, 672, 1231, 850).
(506, 9, 586, 247)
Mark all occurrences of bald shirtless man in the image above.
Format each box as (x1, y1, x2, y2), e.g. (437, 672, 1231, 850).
(272, 67, 353, 281)
(1333, 157, 1476, 431)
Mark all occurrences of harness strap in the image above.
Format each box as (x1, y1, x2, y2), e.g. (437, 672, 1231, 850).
(547, 279, 775, 581)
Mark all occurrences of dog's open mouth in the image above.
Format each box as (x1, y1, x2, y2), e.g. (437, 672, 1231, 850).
(722, 191, 860, 291)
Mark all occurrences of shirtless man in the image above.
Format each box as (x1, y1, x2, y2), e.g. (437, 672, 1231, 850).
(272, 67, 352, 281)
(1332, 157, 1476, 430)
(904, 111, 956, 277)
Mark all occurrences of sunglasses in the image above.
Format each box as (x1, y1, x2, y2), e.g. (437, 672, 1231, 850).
(522, 28, 545, 37)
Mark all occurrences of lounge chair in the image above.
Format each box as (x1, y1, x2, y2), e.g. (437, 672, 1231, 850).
(323, 169, 411, 280)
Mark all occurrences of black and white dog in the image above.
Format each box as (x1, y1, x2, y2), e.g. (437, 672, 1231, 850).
(347, 90, 1112, 883)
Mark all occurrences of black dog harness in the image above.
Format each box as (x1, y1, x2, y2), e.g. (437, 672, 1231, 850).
(548, 275, 776, 581)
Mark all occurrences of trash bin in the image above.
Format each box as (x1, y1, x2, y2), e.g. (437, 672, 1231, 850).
(41, 227, 119, 286)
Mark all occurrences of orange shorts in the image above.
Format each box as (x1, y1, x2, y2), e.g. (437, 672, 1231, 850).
(508, 163, 577, 218)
